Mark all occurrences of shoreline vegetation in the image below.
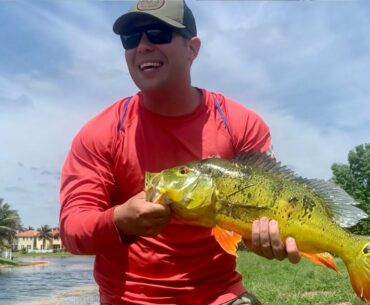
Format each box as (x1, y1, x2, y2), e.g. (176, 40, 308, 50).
(0, 251, 74, 268)
(13, 251, 73, 258)
(0, 256, 31, 267)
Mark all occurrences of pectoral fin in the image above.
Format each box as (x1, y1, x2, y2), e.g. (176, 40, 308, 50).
(212, 225, 242, 256)
(299, 251, 338, 273)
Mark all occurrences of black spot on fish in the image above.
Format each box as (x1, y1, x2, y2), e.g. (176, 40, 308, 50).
(302, 196, 316, 217)
(363, 244, 370, 254)
(288, 196, 298, 206)
(271, 181, 284, 207)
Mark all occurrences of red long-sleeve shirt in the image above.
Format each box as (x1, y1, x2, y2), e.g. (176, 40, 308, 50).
(60, 89, 272, 305)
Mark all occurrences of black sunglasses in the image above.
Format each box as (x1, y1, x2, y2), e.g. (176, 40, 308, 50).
(120, 25, 191, 50)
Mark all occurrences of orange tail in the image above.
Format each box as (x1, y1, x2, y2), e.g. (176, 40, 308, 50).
(345, 242, 370, 303)
(347, 264, 370, 303)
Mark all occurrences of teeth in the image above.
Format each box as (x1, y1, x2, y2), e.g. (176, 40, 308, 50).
(140, 62, 162, 70)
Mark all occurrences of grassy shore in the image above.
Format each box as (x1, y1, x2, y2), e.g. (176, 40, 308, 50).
(238, 251, 362, 305)
(0, 251, 74, 267)
(12, 251, 73, 258)
(0, 256, 29, 267)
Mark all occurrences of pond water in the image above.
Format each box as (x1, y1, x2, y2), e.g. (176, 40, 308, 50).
(0, 255, 99, 305)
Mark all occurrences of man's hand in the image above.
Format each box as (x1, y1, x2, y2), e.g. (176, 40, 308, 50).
(249, 217, 301, 264)
(113, 191, 171, 237)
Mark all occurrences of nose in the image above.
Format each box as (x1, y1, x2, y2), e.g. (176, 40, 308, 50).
(137, 33, 154, 53)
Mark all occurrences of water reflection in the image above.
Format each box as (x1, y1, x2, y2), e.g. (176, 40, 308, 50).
(0, 255, 97, 305)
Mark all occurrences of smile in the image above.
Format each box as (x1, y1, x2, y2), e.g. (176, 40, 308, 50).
(139, 61, 163, 71)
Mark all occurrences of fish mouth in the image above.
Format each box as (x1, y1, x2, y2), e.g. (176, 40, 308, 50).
(144, 172, 165, 203)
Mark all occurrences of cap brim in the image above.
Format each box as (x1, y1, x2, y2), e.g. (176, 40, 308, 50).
(113, 11, 186, 35)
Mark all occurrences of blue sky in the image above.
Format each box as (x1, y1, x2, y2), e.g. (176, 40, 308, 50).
(0, 1, 369, 228)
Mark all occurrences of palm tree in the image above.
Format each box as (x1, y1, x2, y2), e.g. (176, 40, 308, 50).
(38, 225, 53, 250)
(20, 225, 34, 231)
(0, 198, 21, 251)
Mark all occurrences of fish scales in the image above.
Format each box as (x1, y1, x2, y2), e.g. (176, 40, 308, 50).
(145, 152, 370, 303)
(201, 158, 351, 255)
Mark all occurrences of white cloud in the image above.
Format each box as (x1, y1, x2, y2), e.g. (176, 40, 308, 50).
(192, 1, 370, 180)
(260, 104, 358, 179)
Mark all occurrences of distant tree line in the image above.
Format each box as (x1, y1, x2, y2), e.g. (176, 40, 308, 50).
(0, 198, 21, 251)
(331, 143, 370, 235)
(0, 199, 56, 251)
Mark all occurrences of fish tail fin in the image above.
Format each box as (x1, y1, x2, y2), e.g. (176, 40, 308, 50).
(345, 239, 370, 303)
(299, 251, 338, 273)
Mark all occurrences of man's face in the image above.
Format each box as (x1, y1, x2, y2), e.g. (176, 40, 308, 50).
(124, 17, 196, 93)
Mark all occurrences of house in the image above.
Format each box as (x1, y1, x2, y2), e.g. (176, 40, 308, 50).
(13, 228, 64, 253)
(49, 228, 64, 251)
(14, 230, 38, 252)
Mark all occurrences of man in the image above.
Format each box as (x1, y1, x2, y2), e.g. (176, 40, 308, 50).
(59, 1, 300, 304)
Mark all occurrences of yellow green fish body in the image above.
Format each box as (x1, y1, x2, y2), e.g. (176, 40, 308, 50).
(145, 153, 370, 303)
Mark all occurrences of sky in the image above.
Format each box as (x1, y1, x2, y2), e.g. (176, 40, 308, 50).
(0, 0, 369, 228)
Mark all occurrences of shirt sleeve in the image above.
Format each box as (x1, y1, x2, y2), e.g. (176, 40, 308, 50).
(59, 108, 124, 255)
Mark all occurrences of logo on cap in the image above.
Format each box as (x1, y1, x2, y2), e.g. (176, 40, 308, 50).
(137, 0, 165, 11)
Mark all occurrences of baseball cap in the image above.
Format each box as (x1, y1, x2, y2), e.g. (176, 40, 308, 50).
(113, 0, 197, 37)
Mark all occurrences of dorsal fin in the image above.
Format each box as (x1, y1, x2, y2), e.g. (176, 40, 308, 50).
(232, 151, 298, 181)
(300, 178, 368, 227)
(232, 152, 368, 228)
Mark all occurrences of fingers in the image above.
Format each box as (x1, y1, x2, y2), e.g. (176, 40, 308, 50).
(113, 192, 171, 237)
(252, 217, 273, 259)
(135, 203, 171, 236)
(268, 220, 286, 260)
(286, 237, 301, 264)
(252, 217, 283, 260)
(135, 191, 171, 218)
(251, 217, 301, 263)
(148, 201, 171, 217)
(141, 212, 169, 226)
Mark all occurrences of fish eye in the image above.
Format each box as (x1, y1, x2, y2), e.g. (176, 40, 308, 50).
(363, 244, 370, 254)
(179, 166, 190, 175)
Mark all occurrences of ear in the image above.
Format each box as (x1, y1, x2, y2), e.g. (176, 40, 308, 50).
(188, 37, 201, 62)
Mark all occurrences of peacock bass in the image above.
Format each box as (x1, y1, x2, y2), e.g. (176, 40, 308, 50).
(145, 152, 370, 303)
